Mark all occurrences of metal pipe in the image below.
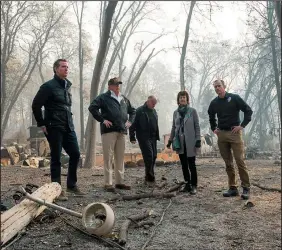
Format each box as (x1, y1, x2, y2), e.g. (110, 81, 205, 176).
(19, 186, 82, 218)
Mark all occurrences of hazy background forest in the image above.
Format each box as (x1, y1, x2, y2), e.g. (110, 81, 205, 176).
(1, 1, 281, 155)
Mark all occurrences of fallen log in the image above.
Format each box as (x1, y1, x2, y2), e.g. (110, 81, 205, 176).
(141, 199, 172, 250)
(134, 220, 155, 228)
(252, 182, 281, 193)
(156, 181, 167, 189)
(1, 182, 61, 246)
(119, 210, 151, 245)
(121, 192, 176, 201)
(166, 182, 185, 193)
(107, 192, 176, 203)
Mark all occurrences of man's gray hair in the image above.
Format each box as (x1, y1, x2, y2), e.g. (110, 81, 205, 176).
(147, 95, 157, 100)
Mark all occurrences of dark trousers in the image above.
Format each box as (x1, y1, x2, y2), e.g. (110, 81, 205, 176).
(45, 128, 80, 188)
(138, 137, 157, 182)
(178, 144, 197, 186)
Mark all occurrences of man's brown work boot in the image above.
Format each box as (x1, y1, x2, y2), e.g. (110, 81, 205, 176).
(55, 191, 68, 201)
(67, 186, 85, 195)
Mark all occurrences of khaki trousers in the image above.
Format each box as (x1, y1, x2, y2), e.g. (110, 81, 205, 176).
(217, 130, 250, 188)
(101, 132, 125, 186)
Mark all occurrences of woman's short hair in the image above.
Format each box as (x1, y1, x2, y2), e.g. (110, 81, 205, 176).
(177, 90, 190, 105)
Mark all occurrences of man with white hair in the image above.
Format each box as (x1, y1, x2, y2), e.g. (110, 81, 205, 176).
(130, 96, 160, 185)
(208, 79, 253, 200)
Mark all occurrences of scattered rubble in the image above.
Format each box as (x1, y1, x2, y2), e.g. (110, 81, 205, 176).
(0, 159, 280, 250)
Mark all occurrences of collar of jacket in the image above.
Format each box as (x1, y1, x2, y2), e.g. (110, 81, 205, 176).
(143, 102, 150, 110)
(217, 91, 230, 100)
(143, 102, 155, 113)
(106, 90, 115, 96)
(110, 90, 122, 98)
(54, 74, 72, 89)
(106, 90, 123, 98)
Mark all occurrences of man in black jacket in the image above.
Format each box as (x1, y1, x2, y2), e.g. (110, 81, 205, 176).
(208, 79, 253, 200)
(89, 77, 136, 192)
(32, 59, 83, 201)
(129, 96, 160, 185)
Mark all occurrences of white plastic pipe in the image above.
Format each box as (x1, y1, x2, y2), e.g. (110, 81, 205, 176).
(19, 186, 82, 218)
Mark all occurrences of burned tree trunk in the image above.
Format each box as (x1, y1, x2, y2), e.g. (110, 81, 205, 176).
(119, 210, 151, 245)
(73, 1, 86, 151)
(180, 1, 196, 90)
(274, 0, 281, 38)
(84, 1, 118, 168)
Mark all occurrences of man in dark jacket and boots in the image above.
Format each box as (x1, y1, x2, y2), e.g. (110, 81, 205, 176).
(32, 59, 84, 201)
(208, 79, 253, 200)
(89, 77, 136, 192)
(129, 96, 160, 186)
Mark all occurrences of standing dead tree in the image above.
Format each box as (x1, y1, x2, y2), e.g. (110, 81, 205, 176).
(73, 1, 86, 151)
(267, 0, 281, 120)
(124, 44, 166, 99)
(186, 38, 236, 108)
(84, 1, 118, 169)
(98, 1, 135, 75)
(180, 1, 196, 90)
(0, 1, 70, 143)
(242, 1, 281, 148)
(99, 1, 166, 96)
(246, 1, 281, 144)
(240, 44, 266, 104)
(239, 36, 278, 146)
(82, 1, 139, 144)
(273, 0, 281, 38)
(99, 1, 147, 94)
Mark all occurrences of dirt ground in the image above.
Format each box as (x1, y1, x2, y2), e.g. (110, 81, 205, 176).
(1, 158, 281, 250)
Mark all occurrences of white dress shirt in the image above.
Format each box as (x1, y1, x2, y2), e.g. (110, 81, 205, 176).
(110, 90, 123, 103)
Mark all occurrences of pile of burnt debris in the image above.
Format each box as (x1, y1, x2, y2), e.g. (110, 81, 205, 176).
(0, 141, 82, 168)
(1, 141, 49, 168)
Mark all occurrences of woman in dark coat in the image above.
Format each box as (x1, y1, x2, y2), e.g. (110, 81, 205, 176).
(167, 91, 201, 194)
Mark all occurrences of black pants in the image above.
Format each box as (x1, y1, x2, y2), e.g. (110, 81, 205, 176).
(138, 137, 157, 182)
(178, 144, 197, 186)
(45, 128, 80, 188)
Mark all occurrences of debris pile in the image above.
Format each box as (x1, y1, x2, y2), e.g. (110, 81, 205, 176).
(0, 142, 44, 167)
(0, 141, 51, 168)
